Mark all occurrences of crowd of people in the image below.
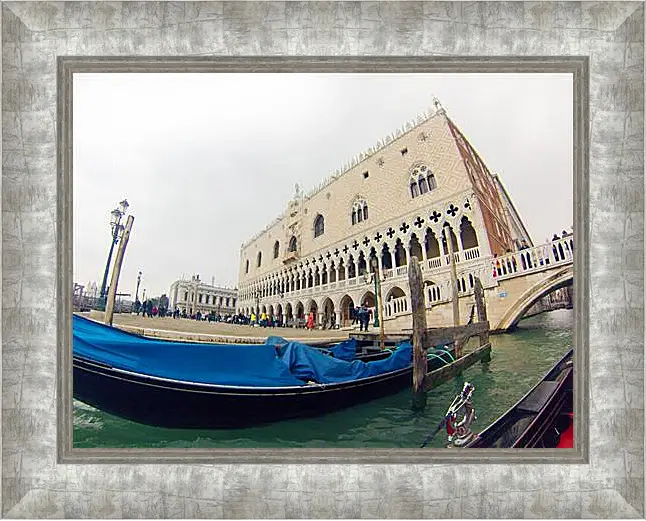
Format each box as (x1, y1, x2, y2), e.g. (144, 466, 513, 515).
(133, 299, 169, 318)
(131, 299, 379, 332)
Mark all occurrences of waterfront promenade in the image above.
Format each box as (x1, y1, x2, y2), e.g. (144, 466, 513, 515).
(82, 311, 351, 343)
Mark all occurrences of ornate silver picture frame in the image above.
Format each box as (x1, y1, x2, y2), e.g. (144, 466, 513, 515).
(3, 1, 643, 517)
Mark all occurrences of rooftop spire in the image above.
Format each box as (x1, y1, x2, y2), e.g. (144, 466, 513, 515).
(433, 96, 446, 115)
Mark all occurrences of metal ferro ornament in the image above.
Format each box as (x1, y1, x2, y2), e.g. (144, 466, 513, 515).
(445, 382, 477, 447)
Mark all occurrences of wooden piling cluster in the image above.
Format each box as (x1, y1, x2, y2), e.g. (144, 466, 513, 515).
(408, 255, 492, 407)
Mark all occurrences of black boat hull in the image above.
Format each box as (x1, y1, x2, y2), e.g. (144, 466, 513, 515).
(465, 349, 574, 448)
(73, 358, 415, 429)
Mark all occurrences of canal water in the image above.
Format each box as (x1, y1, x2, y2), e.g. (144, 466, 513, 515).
(73, 309, 573, 449)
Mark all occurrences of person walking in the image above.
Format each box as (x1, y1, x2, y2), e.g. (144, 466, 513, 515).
(306, 311, 315, 330)
(358, 303, 368, 332)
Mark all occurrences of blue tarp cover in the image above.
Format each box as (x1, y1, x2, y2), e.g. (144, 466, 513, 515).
(328, 338, 359, 361)
(73, 315, 412, 388)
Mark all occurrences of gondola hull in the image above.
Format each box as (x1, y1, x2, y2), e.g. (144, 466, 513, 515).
(464, 349, 573, 448)
(73, 357, 415, 429)
(73, 315, 455, 429)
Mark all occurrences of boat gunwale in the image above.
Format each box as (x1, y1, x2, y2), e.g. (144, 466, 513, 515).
(467, 348, 573, 447)
(511, 375, 572, 448)
(73, 354, 416, 394)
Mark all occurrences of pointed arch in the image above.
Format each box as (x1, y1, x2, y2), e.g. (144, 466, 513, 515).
(339, 294, 355, 327)
(357, 251, 367, 276)
(288, 236, 297, 252)
(410, 164, 436, 198)
(424, 228, 441, 259)
(394, 239, 407, 267)
(273, 240, 280, 259)
(418, 175, 429, 194)
(295, 301, 305, 320)
(441, 223, 459, 254)
(314, 214, 325, 238)
(386, 286, 406, 300)
(360, 291, 376, 308)
(460, 216, 479, 249)
(381, 243, 393, 269)
(322, 298, 335, 329)
(351, 197, 369, 225)
(329, 262, 337, 283)
(409, 234, 423, 263)
(347, 256, 356, 278)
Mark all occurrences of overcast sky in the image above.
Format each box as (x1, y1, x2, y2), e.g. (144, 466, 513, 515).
(73, 73, 573, 299)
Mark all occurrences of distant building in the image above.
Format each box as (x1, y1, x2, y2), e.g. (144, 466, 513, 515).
(169, 275, 237, 315)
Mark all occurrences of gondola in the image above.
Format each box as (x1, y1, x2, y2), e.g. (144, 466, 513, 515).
(73, 315, 455, 429)
(422, 349, 573, 448)
(465, 348, 573, 448)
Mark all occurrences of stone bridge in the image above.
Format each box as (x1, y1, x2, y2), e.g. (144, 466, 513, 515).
(380, 235, 574, 333)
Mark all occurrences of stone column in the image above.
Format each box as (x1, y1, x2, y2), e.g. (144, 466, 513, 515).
(318, 312, 325, 328)
(334, 311, 342, 328)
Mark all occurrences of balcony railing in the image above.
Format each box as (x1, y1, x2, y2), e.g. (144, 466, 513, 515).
(243, 239, 571, 306)
(384, 296, 409, 318)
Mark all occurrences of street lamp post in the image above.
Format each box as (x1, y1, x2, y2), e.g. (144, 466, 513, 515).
(370, 257, 386, 351)
(135, 271, 142, 302)
(370, 260, 380, 328)
(99, 199, 129, 309)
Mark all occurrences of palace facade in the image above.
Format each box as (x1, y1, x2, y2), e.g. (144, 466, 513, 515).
(237, 101, 532, 329)
(169, 275, 237, 316)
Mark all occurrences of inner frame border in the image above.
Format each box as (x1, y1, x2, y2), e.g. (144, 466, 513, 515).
(57, 56, 589, 464)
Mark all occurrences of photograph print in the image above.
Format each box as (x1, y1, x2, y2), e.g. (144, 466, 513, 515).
(72, 71, 574, 450)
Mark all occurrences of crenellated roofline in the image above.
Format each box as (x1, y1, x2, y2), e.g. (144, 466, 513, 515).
(240, 100, 447, 249)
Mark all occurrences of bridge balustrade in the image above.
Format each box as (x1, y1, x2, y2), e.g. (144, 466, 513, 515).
(495, 235, 573, 281)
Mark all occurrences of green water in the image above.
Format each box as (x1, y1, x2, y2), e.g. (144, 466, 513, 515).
(73, 309, 573, 448)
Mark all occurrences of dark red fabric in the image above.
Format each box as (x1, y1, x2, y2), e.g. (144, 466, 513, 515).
(557, 413, 574, 448)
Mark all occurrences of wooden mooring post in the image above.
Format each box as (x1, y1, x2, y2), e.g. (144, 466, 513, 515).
(444, 223, 461, 356)
(104, 215, 134, 326)
(473, 276, 491, 363)
(407, 255, 427, 410)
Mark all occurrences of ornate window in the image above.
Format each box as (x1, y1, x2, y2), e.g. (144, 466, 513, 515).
(257, 251, 262, 268)
(245, 259, 249, 274)
(314, 215, 325, 238)
(410, 165, 437, 198)
(351, 198, 369, 226)
(288, 236, 297, 252)
(273, 240, 280, 259)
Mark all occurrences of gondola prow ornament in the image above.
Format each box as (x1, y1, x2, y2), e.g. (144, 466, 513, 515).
(445, 382, 477, 447)
(420, 382, 477, 448)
